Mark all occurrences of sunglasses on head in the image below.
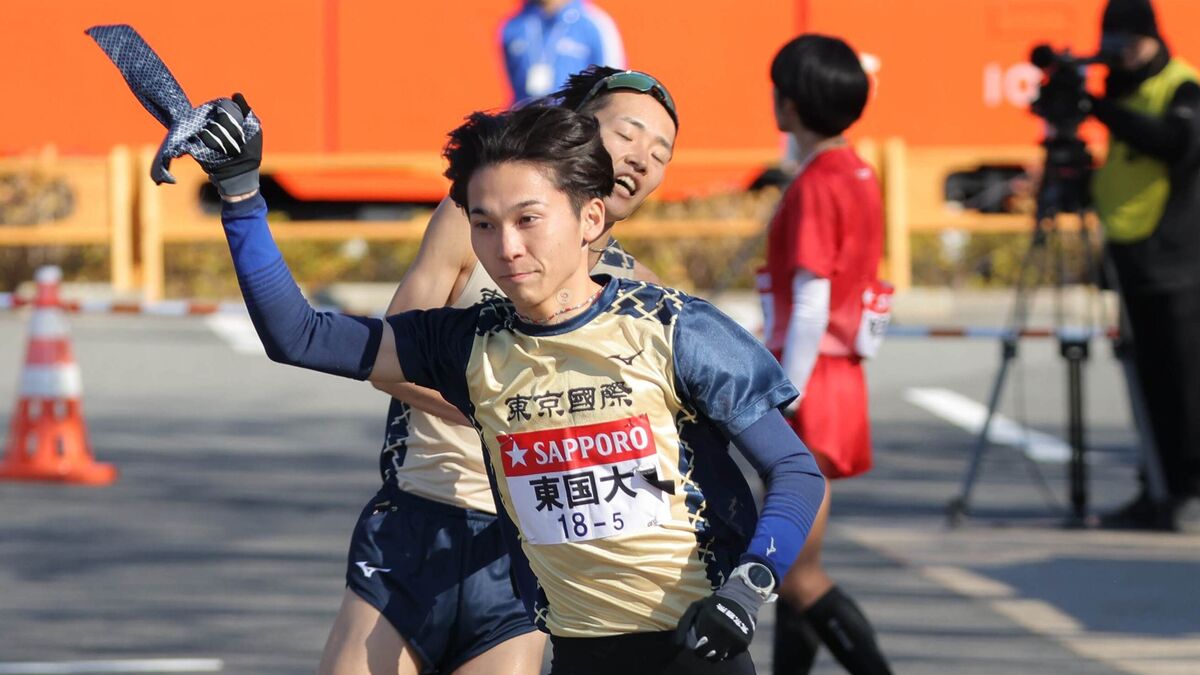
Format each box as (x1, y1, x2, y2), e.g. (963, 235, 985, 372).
(577, 70, 679, 128)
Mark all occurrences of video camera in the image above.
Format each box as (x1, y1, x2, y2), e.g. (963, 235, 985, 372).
(1027, 44, 1111, 217)
(1029, 44, 1110, 139)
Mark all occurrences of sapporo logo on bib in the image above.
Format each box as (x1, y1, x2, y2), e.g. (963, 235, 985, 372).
(497, 414, 672, 544)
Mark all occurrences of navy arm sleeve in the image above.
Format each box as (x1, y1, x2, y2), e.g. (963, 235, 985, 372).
(1093, 81, 1200, 165)
(221, 194, 382, 379)
(730, 411, 825, 582)
(672, 299, 825, 583)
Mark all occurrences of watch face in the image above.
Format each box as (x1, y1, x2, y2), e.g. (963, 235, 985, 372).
(747, 564, 774, 590)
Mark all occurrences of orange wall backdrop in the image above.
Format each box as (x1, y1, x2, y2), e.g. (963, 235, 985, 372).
(807, 0, 1200, 146)
(7, 1, 1200, 200)
(2, 1, 798, 200)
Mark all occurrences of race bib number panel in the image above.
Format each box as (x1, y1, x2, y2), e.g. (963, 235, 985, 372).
(755, 267, 775, 348)
(497, 414, 672, 545)
(855, 279, 894, 359)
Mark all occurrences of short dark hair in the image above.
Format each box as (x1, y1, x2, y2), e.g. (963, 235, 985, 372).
(552, 66, 679, 129)
(553, 65, 624, 112)
(771, 34, 868, 136)
(443, 105, 615, 214)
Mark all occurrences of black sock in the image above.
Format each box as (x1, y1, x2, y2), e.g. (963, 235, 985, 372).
(773, 596, 819, 675)
(805, 586, 893, 675)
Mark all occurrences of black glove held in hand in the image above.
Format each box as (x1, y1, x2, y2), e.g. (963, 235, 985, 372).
(673, 568, 769, 662)
(195, 93, 261, 197)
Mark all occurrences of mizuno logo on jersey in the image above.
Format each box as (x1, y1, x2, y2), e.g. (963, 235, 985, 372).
(496, 414, 658, 476)
(355, 561, 391, 578)
(607, 348, 644, 365)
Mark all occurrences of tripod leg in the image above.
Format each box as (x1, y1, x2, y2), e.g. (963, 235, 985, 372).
(948, 220, 1051, 526)
(1062, 338, 1090, 525)
(947, 338, 1018, 525)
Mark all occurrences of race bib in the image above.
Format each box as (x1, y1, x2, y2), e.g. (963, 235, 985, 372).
(496, 414, 672, 545)
(753, 266, 782, 353)
(855, 280, 894, 359)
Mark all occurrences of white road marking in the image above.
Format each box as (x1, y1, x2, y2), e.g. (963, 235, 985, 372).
(904, 386, 1071, 463)
(921, 565, 1014, 598)
(1066, 635, 1200, 675)
(992, 597, 1085, 635)
(0, 659, 222, 674)
(844, 527, 1200, 675)
(204, 312, 264, 355)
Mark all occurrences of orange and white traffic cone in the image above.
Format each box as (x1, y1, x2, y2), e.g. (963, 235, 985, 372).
(1, 266, 116, 485)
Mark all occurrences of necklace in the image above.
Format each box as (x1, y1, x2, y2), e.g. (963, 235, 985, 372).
(516, 287, 603, 326)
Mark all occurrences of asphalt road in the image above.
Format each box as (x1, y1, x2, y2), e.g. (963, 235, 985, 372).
(0, 309, 1196, 674)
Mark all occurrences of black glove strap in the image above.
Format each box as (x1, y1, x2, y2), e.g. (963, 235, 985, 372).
(714, 574, 768, 626)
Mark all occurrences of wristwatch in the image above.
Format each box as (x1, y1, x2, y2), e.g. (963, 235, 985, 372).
(729, 561, 777, 601)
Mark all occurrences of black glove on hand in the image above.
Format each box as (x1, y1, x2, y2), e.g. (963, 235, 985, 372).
(673, 564, 771, 662)
(195, 93, 261, 198)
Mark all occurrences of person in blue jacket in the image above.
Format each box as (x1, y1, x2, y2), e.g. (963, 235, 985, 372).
(501, 0, 625, 102)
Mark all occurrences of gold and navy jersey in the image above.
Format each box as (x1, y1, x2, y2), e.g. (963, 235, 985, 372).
(379, 238, 639, 513)
(387, 277, 798, 637)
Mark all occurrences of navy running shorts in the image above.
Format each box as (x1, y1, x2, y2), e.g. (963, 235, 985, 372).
(345, 485, 538, 673)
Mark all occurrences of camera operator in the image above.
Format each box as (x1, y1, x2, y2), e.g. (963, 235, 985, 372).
(1090, 0, 1200, 532)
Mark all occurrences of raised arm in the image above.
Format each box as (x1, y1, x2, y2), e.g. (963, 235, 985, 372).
(221, 191, 406, 383)
(195, 95, 407, 384)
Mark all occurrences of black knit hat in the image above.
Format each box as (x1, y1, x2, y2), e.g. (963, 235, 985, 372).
(1102, 0, 1160, 39)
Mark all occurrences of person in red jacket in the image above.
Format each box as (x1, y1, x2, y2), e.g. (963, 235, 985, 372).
(760, 34, 893, 675)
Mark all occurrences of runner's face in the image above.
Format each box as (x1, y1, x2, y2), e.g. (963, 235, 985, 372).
(592, 92, 676, 222)
(467, 161, 606, 318)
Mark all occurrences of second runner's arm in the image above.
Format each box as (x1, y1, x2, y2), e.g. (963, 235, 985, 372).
(370, 197, 478, 425)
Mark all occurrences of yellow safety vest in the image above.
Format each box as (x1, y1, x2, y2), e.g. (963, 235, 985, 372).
(1093, 58, 1199, 243)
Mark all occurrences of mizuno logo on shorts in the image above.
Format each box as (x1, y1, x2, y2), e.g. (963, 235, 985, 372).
(355, 561, 391, 578)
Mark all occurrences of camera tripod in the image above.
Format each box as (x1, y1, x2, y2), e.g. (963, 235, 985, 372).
(945, 134, 1171, 527)
(946, 135, 1102, 527)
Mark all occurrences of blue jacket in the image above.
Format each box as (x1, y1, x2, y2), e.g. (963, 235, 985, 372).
(501, 0, 625, 103)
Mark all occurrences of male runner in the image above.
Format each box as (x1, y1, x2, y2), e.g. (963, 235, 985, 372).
(189, 98, 825, 674)
(322, 68, 679, 674)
